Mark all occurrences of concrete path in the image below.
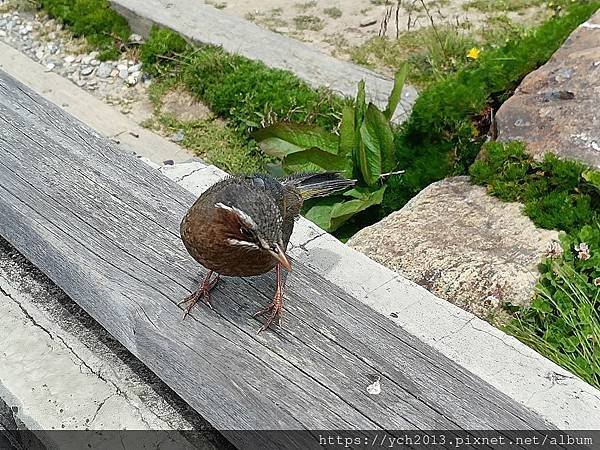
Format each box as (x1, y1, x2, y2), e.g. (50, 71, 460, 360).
(0, 34, 599, 436)
(0, 41, 194, 164)
(109, 0, 418, 123)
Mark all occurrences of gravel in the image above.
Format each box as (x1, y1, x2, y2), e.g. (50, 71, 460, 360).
(0, 7, 151, 116)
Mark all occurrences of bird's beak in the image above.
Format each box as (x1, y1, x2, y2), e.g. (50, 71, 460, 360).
(273, 244, 292, 272)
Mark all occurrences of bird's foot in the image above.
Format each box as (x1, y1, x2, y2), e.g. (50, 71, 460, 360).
(254, 290, 283, 333)
(179, 271, 220, 319)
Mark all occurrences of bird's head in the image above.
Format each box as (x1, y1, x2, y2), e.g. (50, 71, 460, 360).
(213, 190, 291, 272)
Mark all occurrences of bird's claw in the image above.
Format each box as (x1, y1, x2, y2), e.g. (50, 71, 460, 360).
(179, 272, 219, 319)
(254, 293, 283, 333)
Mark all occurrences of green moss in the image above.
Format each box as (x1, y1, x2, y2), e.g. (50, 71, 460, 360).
(139, 26, 191, 76)
(470, 141, 599, 232)
(139, 27, 344, 134)
(464, 0, 546, 12)
(38, 0, 130, 57)
(293, 15, 324, 31)
(323, 7, 342, 19)
(145, 113, 269, 174)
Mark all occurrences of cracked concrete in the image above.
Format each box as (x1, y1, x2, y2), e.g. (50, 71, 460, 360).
(0, 239, 230, 449)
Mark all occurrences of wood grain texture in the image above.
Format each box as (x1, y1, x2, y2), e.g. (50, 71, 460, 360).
(0, 70, 552, 448)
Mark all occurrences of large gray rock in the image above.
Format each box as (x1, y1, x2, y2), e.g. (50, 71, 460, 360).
(348, 177, 559, 322)
(495, 10, 600, 168)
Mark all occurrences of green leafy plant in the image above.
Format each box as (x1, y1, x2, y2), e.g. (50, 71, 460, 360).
(505, 225, 600, 388)
(253, 65, 408, 231)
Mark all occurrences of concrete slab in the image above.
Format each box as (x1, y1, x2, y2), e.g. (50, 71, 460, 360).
(0, 41, 194, 164)
(0, 239, 226, 448)
(109, 0, 418, 123)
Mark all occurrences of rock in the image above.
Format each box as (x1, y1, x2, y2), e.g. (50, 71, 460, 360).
(160, 87, 212, 121)
(170, 129, 185, 143)
(360, 18, 377, 27)
(110, 68, 119, 77)
(128, 63, 142, 74)
(126, 73, 139, 86)
(45, 62, 55, 72)
(495, 10, 600, 169)
(347, 177, 559, 322)
(118, 68, 128, 79)
(90, 59, 100, 66)
(96, 62, 112, 78)
(81, 55, 92, 65)
(80, 66, 94, 76)
(46, 42, 58, 54)
(64, 55, 75, 63)
(274, 26, 290, 34)
(128, 33, 143, 43)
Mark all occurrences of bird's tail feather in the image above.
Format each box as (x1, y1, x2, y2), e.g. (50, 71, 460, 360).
(282, 172, 356, 200)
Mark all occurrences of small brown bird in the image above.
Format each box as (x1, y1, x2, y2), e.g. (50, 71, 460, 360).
(179, 172, 355, 332)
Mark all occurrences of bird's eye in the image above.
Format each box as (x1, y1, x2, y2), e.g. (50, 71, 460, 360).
(240, 227, 254, 240)
(271, 244, 279, 252)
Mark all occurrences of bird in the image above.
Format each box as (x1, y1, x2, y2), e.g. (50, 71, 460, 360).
(179, 172, 355, 332)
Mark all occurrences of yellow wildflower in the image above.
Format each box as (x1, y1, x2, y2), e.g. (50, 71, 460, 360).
(467, 47, 481, 60)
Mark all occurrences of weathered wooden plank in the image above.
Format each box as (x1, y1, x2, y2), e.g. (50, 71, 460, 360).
(0, 70, 552, 448)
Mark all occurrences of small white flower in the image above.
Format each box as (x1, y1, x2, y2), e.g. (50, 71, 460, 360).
(593, 277, 600, 287)
(575, 242, 591, 260)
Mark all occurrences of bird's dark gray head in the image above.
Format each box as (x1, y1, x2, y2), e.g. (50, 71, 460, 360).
(213, 180, 291, 271)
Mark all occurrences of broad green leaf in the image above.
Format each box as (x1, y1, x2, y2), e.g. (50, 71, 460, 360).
(353, 80, 367, 179)
(304, 201, 336, 231)
(252, 122, 338, 158)
(283, 147, 349, 172)
(363, 103, 395, 173)
(582, 170, 600, 191)
(355, 80, 366, 128)
(257, 137, 305, 159)
(329, 186, 386, 230)
(384, 63, 408, 121)
(357, 106, 388, 186)
(339, 105, 355, 170)
(342, 186, 376, 199)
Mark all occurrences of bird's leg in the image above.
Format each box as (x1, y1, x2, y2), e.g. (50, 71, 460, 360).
(179, 270, 220, 319)
(254, 264, 284, 333)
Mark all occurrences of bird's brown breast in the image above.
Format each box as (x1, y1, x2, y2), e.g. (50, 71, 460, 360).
(180, 197, 278, 277)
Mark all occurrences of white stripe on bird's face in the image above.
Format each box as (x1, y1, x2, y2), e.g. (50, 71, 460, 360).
(227, 238, 260, 249)
(215, 202, 258, 230)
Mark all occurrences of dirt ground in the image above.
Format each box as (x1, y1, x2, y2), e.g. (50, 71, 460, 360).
(205, 0, 550, 67)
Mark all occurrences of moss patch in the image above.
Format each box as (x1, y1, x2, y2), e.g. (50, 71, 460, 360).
(37, 0, 131, 60)
(139, 26, 344, 135)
